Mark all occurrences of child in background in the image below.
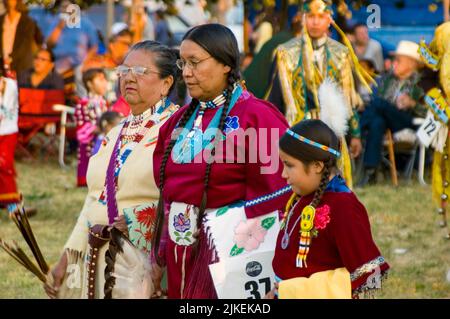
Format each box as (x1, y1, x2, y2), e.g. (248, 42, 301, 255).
(268, 119, 389, 299)
(91, 111, 122, 155)
(75, 68, 108, 187)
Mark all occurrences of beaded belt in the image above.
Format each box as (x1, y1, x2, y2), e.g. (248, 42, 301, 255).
(87, 225, 111, 299)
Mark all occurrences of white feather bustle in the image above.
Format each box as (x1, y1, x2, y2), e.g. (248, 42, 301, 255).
(318, 78, 351, 138)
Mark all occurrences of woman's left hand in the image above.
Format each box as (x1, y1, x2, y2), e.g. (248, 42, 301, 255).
(264, 282, 279, 299)
(150, 262, 167, 299)
(112, 215, 129, 237)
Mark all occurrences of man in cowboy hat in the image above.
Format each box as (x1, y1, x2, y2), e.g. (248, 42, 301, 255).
(358, 40, 427, 186)
(267, 0, 374, 188)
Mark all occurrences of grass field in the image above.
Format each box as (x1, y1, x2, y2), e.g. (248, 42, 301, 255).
(0, 158, 449, 298)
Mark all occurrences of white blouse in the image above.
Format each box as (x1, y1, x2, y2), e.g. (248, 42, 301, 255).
(0, 77, 19, 136)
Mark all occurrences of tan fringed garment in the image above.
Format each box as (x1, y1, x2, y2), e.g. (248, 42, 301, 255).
(60, 104, 178, 298)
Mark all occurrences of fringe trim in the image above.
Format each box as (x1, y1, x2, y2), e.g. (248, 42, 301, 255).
(183, 217, 219, 299)
(180, 246, 187, 298)
(352, 271, 389, 299)
(57, 249, 85, 299)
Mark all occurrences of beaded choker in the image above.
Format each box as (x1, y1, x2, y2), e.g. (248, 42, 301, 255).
(129, 104, 155, 124)
(199, 91, 227, 109)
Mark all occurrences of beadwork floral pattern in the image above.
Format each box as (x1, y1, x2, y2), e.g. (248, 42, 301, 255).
(173, 212, 191, 233)
(124, 203, 157, 254)
(233, 219, 267, 252)
(224, 115, 239, 134)
(314, 204, 331, 230)
(231, 215, 276, 256)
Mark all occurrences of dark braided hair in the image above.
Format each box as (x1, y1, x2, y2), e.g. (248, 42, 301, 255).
(279, 120, 340, 210)
(152, 99, 197, 264)
(152, 24, 241, 262)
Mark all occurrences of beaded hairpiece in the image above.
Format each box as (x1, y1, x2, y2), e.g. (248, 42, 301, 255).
(286, 129, 341, 157)
(304, 0, 333, 14)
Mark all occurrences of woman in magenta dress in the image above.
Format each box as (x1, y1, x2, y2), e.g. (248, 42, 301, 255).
(270, 119, 389, 298)
(152, 24, 291, 299)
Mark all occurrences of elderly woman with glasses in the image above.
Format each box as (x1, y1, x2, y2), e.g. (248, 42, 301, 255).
(44, 41, 180, 299)
(152, 24, 291, 299)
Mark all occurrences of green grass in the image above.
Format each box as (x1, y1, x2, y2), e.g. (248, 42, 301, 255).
(0, 159, 449, 298)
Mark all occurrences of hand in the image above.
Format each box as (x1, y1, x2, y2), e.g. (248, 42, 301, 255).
(43, 252, 68, 299)
(264, 282, 279, 299)
(150, 262, 167, 298)
(112, 215, 129, 237)
(350, 137, 362, 159)
(396, 93, 416, 110)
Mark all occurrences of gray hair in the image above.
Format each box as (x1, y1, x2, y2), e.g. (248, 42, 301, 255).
(127, 40, 179, 85)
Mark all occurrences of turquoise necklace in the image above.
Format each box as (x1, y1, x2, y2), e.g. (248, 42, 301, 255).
(172, 84, 243, 164)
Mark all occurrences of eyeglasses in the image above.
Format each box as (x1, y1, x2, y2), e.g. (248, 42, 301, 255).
(116, 65, 159, 77)
(176, 56, 212, 71)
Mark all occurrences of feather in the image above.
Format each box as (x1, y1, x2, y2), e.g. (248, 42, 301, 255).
(318, 78, 350, 138)
(7, 203, 49, 274)
(0, 239, 47, 283)
(104, 228, 153, 299)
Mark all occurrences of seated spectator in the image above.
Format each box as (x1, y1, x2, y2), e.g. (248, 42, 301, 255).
(358, 41, 426, 187)
(358, 58, 379, 107)
(18, 48, 64, 90)
(82, 24, 132, 103)
(75, 68, 108, 187)
(83, 24, 132, 71)
(46, 0, 99, 75)
(45, 0, 99, 103)
(352, 23, 384, 74)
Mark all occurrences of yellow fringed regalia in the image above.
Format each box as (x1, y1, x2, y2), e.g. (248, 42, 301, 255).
(420, 22, 450, 238)
(270, 0, 375, 188)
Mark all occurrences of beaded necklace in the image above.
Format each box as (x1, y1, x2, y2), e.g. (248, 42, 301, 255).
(280, 193, 317, 268)
(98, 98, 171, 210)
(172, 84, 243, 163)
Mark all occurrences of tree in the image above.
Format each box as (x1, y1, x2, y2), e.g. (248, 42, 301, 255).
(24, 0, 180, 11)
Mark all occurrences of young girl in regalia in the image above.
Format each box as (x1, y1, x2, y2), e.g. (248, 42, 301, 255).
(269, 84, 390, 299)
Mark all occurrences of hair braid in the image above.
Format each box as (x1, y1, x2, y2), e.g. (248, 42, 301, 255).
(193, 72, 239, 248)
(310, 158, 332, 209)
(152, 99, 199, 264)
